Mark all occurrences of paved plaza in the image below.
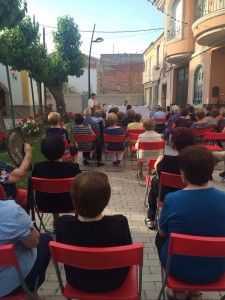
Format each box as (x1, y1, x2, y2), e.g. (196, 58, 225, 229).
(39, 160, 225, 300)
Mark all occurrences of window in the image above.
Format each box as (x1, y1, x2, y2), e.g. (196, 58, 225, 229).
(156, 45, 160, 66)
(149, 57, 152, 76)
(168, 0, 182, 40)
(193, 65, 204, 105)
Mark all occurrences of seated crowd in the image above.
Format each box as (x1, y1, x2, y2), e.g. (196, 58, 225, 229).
(1, 103, 225, 299)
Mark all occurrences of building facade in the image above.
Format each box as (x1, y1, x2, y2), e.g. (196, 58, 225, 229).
(147, 0, 225, 107)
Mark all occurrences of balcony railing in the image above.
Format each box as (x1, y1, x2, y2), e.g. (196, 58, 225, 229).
(167, 25, 182, 41)
(195, 0, 225, 20)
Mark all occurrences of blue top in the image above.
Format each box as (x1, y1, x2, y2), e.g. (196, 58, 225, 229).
(104, 127, 125, 151)
(159, 188, 225, 284)
(0, 200, 37, 296)
(84, 117, 100, 135)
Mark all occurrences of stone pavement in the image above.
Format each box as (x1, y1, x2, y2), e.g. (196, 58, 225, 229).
(38, 160, 225, 300)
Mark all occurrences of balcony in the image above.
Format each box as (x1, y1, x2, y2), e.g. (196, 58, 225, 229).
(193, 0, 225, 46)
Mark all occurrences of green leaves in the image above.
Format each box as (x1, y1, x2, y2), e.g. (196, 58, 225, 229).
(0, 0, 27, 30)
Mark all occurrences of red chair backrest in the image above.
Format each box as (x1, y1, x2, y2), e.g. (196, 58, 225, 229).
(74, 134, 96, 143)
(169, 233, 225, 257)
(160, 172, 186, 189)
(138, 140, 165, 151)
(31, 177, 74, 193)
(192, 127, 213, 137)
(0, 244, 19, 268)
(49, 241, 143, 269)
(204, 131, 225, 141)
(154, 118, 166, 124)
(104, 134, 126, 143)
(129, 133, 141, 141)
(127, 129, 145, 136)
(0, 185, 6, 199)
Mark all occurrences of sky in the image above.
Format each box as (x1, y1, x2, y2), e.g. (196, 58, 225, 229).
(26, 0, 164, 57)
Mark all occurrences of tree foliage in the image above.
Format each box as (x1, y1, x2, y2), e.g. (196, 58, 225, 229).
(0, 15, 85, 115)
(0, 0, 27, 30)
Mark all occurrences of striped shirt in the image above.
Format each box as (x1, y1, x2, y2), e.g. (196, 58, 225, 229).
(73, 125, 93, 150)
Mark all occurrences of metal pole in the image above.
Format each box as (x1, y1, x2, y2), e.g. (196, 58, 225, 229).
(5, 65, 15, 128)
(29, 76, 36, 115)
(43, 27, 47, 110)
(88, 24, 96, 99)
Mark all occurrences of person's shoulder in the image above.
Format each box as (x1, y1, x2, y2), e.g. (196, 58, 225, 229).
(105, 214, 129, 224)
(210, 187, 225, 197)
(0, 200, 26, 219)
(32, 161, 48, 174)
(56, 215, 75, 228)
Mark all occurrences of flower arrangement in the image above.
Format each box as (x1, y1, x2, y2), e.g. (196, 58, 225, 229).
(18, 115, 40, 137)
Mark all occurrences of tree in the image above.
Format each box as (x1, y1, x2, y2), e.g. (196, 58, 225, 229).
(0, 16, 85, 116)
(0, 0, 27, 131)
(0, 0, 27, 30)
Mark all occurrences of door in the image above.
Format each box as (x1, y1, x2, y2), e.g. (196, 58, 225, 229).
(161, 84, 167, 107)
(175, 65, 189, 107)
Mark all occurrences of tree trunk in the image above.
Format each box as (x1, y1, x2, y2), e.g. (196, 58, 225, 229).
(36, 82, 43, 118)
(46, 85, 66, 118)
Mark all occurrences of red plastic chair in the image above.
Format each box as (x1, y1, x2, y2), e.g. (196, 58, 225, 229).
(103, 134, 126, 171)
(30, 177, 74, 232)
(203, 131, 225, 151)
(49, 241, 144, 300)
(0, 244, 35, 299)
(0, 184, 6, 199)
(136, 140, 165, 178)
(144, 159, 156, 207)
(74, 134, 97, 166)
(158, 233, 225, 300)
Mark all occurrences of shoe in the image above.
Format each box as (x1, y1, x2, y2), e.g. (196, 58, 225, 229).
(83, 160, 90, 166)
(145, 217, 156, 230)
(116, 160, 121, 166)
(219, 171, 225, 178)
(96, 162, 104, 167)
(113, 161, 117, 166)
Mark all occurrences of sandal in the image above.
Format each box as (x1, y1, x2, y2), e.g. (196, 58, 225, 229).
(166, 288, 188, 300)
(145, 217, 156, 230)
(187, 292, 202, 300)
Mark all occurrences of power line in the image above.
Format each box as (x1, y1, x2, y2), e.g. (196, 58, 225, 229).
(38, 23, 163, 33)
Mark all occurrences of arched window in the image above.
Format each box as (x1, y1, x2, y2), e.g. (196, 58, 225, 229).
(193, 65, 204, 105)
(168, 0, 182, 40)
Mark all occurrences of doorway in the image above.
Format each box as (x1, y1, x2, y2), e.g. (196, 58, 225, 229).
(175, 65, 189, 107)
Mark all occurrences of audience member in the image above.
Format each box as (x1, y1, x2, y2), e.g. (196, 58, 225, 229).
(188, 105, 196, 121)
(153, 106, 166, 120)
(166, 105, 172, 120)
(83, 108, 100, 135)
(56, 171, 132, 293)
(136, 118, 162, 178)
(46, 112, 78, 161)
(156, 146, 225, 299)
(0, 143, 32, 208)
(104, 113, 125, 166)
(204, 108, 219, 127)
(145, 127, 194, 230)
(164, 105, 180, 140)
(92, 110, 105, 166)
(122, 109, 136, 127)
(127, 113, 143, 131)
(108, 106, 119, 115)
(32, 136, 81, 229)
(191, 109, 211, 143)
(88, 93, 96, 111)
(73, 113, 95, 166)
(0, 200, 52, 298)
(116, 111, 125, 127)
(174, 108, 193, 128)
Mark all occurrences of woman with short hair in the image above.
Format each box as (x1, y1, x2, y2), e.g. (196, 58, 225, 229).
(56, 171, 132, 293)
(32, 136, 81, 229)
(157, 146, 225, 300)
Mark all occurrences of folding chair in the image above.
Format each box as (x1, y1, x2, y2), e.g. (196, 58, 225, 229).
(203, 131, 225, 151)
(136, 140, 165, 179)
(192, 127, 213, 144)
(49, 241, 144, 300)
(157, 172, 186, 224)
(144, 159, 156, 207)
(30, 177, 74, 233)
(104, 134, 126, 171)
(158, 233, 225, 300)
(74, 134, 97, 167)
(0, 244, 37, 299)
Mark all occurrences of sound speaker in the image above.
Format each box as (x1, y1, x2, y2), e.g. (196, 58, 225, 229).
(212, 86, 220, 97)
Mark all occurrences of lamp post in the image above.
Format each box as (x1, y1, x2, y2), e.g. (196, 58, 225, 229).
(88, 24, 103, 99)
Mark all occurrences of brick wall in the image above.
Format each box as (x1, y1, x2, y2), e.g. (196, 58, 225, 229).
(98, 54, 144, 94)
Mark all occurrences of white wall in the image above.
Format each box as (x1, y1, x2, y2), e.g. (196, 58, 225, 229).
(68, 68, 97, 94)
(0, 64, 23, 105)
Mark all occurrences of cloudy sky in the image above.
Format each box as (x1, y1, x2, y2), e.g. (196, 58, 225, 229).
(26, 0, 164, 57)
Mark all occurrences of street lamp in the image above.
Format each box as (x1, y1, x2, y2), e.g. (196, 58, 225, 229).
(88, 24, 104, 99)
